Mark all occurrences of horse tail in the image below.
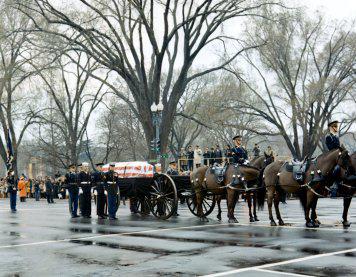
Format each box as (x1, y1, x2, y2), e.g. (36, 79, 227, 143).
(297, 186, 307, 212)
(257, 167, 266, 210)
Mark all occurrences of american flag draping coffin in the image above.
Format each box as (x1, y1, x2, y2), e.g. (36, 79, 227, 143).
(102, 161, 161, 178)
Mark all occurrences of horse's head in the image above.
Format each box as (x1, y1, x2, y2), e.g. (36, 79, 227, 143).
(264, 155, 274, 167)
(337, 149, 354, 176)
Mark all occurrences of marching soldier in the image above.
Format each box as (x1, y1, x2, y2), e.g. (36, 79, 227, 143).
(231, 135, 249, 165)
(78, 162, 92, 218)
(65, 164, 79, 218)
(7, 170, 17, 212)
(92, 162, 107, 219)
(105, 163, 119, 220)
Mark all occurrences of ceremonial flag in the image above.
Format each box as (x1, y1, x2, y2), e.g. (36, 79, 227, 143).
(6, 130, 14, 172)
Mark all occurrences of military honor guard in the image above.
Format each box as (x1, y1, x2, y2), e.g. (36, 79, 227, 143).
(65, 164, 79, 218)
(105, 163, 119, 220)
(78, 162, 92, 218)
(6, 170, 17, 212)
(325, 120, 340, 151)
(231, 135, 249, 165)
(92, 162, 107, 219)
(325, 120, 341, 196)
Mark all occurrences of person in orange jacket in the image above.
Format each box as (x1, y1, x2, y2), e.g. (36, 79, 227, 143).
(18, 175, 27, 202)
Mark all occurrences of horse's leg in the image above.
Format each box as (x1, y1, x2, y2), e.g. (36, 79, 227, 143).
(273, 192, 284, 226)
(267, 190, 276, 226)
(253, 192, 259, 221)
(227, 189, 238, 223)
(196, 190, 208, 222)
(247, 192, 254, 222)
(342, 197, 352, 227)
(305, 191, 315, 228)
(311, 197, 320, 226)
(216, 195, 222, 221)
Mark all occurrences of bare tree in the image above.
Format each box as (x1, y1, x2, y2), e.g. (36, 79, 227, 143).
(227, 10, 356, 159)
(96, 99, 147, 162)
(0, 2, 42, 174)
(32, 51, 108, 166)
(16, 0, 276, 159)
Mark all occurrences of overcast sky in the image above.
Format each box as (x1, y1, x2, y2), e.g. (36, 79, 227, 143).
(293, 0, 356, 19)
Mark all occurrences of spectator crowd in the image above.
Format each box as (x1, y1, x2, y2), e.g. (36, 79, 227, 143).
(0, 172, 66, 202)
(177, 143, 275, 171)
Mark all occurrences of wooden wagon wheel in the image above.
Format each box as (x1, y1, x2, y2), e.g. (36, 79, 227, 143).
(187, 192, 216, 217)
(148, 173, 178, 220)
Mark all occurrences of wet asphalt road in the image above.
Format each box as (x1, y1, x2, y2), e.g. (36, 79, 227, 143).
(0, 197, 355, 277)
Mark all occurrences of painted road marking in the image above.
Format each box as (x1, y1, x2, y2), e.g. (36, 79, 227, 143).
(254, 268, 315, 277)
(201, 247, 356, 276)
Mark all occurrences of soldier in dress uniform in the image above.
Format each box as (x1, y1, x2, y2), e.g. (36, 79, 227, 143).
(92, 162, 107, 219)
(65, 164, 79, 218)
(105, 163, 119, 220)
(78, 162, 92, 218)
(231, 135, 249, 165)
(166, 161, 179, 176)
(325, 120, 341, 151)
(325, 120, 341, 197)
(6, 170, 17, 212)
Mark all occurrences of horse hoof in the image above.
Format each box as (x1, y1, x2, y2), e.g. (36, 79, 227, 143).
(200, 217, 209, 222)
(278, 220, 285, 226)
(343, 221, 351, 227)
(217, 215, 222, 221)
(249, 217, 255, 222)
(254, 216, 259, 222)
(315, 219, 321, 225)
(228, 218, 238, 223)
(306, 222, 315, 228)
(270, 220, 277, 226)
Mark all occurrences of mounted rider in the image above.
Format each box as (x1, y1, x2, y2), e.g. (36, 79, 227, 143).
(231, 135, 249, 165)
(325, 120, 341, 196)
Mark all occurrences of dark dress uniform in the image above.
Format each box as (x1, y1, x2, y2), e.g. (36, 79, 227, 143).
(325, 133, 340, 151)
(7, 174, 17, 212)
(78, 170, 92, 218)
(105, 169, 119, 219)
(231, 146, 248, 164)
(215, 148, 223, 164)
(92, 170, 107, 218)
(325, 132, 341, 196)
(45, 180, 54, 203)
(65, 171, 79, 218)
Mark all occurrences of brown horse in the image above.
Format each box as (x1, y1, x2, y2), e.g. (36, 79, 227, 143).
(216, 165, 261, 222)
(337, 152, 356, 226)
(251, 155, 275, 170)
(191, 164, 246, 223)
(262, 148, 352, 227)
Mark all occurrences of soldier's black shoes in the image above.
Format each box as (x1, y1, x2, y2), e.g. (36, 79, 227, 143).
(109, 217, 118, 220)
(98, 215, 107, 219)
(83, 215, 91, 218)
(71, 214, 80, 218)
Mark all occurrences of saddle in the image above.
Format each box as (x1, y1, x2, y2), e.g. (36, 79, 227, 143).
(285, 159, 310, 183)
(209, 163, 228, 184)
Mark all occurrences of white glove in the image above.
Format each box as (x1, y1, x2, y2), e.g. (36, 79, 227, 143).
(104, 191, 108, 195)
(79, 188, 83, 194)
(94, 191, 98, 196)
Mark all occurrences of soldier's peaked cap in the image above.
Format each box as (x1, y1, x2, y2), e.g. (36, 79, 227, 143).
(232, 135, 242, 140)
(109, 162, 116, 167)
(68, 164, 76, 168)
(169, 160, 177, 165)
(328, 120, 339, 127)
(95, 162, 104, 166)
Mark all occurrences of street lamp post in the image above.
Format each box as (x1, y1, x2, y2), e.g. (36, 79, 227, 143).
(150, 101, 164, 164)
